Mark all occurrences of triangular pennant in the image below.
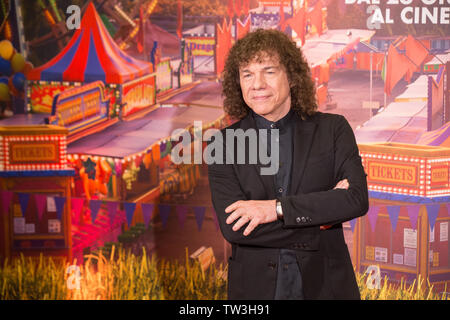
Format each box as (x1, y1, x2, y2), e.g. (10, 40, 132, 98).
(141, 203, 154, 226)
(386, 206, 401, 232)
(107, 201, 118, 224)
(54, 196, 66, 221)
(210, 207, 220, 231)
(158, 204, 171, 228)
(34, 194, 47, 221)
(367, 205, 380, 233)
(193, 206, 206, 231)
(124, 202, 137, 227)
(89, 199, 102, 223)
(0, 190, 14, 215)
(18, 193, 30, 217)
(406, 205, 420, 230)
(349, 218, 357, 233)
(71, 197, 84, 225)
(425, 204, 440, 229)
(176, 205, 189, 229)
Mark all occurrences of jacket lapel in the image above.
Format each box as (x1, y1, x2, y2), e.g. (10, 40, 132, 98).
(240, 113, 276, 199)
(289, 115, 318, 195)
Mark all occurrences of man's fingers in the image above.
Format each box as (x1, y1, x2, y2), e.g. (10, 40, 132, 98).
(232, 215, 250, 231)
(243, 218, 260, 236)
(334, 179, 349, 189)
(226, 207, 245, 224)
(225, 200, 242, 213)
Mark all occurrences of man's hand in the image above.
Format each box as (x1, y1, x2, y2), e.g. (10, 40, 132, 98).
(225, 179, 350, 236)
(321, 179, 350, 230)
(225, 200, 277, 236)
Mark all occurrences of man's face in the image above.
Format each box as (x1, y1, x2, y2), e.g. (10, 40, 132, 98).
(239, 53, 291, 122)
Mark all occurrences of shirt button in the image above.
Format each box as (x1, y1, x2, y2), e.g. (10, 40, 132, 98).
(270, 123, 276, 129)
(301, 217, 307, 223)
(278, 187, 283, 193)
(296, 217, 301, 224)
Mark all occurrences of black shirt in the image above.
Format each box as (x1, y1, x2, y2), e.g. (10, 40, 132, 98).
(252, 109, 304, 300)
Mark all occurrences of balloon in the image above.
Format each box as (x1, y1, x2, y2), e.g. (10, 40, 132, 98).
(0, 57, 12, 76)
(11, 53, 25, 73)
(12, 72, 25, 92)
(0, 40, 14, 60)
(0, 76, 8, 85)
(22, 61, 34, 75)
(0, 83, 11, 101)
(8, 77, 19, 97)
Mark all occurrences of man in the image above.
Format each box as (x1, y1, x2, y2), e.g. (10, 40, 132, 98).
(208, 29, 368, 299)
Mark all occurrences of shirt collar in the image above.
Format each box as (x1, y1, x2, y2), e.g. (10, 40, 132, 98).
(252, 108, 295, 131)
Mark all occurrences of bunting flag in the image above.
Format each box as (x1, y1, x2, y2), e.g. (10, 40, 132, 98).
(406, 205, 420, 229)
(158, 204, 171, 228)
(176, 205, 189, 229)
(349, 218, 357, 233)
(71, 197, 85, 225)
(124, 202, 137, 226)
(1, 190, 14, 215)
(107, 201, 118, 224)
(308, 1, 323, 36)
(89, 199, 102, 223)
(367, 205, 380, 233)
(386, 205, 401, 232)
(210, 207, 220, 231)
(384, 42, 414, 95)
(54, 196, 66, 221)
(193, 206, 206, 231)
(141, 203, 154, 226)
(404, 35, 429, 81)
(216, 18, 233, 75)
(236, 15, 250, 40)
(18, 193, 30, 217)
(34, 194, 47, 221)
(286, 7, 306, 45)
(425, 204, 440, 229)
(2, 190, 447, 235)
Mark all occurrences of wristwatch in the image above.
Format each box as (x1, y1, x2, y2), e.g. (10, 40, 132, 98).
(276, 200, 283, 220)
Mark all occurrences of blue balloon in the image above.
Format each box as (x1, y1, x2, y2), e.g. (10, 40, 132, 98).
(0, 56, 12, 76)
(12, 72, 25, 92)
(0, 76, 8, 85)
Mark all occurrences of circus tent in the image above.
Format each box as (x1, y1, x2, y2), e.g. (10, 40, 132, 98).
(26, 3, 156, 116)
(27, 2, 152, 84)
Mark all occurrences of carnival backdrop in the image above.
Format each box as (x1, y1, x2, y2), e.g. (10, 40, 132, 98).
(0, 0, 449, 300)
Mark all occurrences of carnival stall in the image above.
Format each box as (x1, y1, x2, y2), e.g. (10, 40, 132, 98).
(0, 125, 74, 262)
(354, 142, 450, 289)
(26, 3, 156, 119)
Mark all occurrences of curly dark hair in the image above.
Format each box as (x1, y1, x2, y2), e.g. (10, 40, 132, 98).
(222, 29, 317, 120)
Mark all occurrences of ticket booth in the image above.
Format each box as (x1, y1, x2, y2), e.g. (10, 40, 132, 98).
(353, 143, 450, 289)
(354, 143, 450, 287)
(0, 125, 74, 263)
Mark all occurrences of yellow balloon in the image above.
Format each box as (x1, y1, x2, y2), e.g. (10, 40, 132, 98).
(11, 53, 25, 73)
(0, 83, 11, 101)
(0, 40, 14, 60)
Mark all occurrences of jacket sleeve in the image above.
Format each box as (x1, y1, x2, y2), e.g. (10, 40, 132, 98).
(207, 133, 312, 248)
(281, 115, 369, 228)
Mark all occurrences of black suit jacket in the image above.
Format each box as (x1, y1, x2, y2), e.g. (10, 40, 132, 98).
(207, 111, 369, 299)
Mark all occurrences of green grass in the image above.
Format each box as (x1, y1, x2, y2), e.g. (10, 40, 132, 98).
(0, 249, 447, 300)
